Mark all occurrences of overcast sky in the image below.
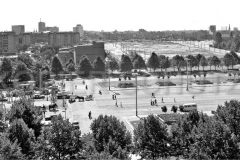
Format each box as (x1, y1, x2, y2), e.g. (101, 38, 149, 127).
(1, 0, 239, 32)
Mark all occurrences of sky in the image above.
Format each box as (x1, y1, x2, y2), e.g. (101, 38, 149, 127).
(1, 0, 240, 32)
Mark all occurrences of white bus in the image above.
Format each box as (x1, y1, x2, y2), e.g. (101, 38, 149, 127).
(182, 103, 197, 112)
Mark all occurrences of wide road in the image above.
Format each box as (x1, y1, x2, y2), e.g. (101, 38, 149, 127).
(64, 78, 240, 134)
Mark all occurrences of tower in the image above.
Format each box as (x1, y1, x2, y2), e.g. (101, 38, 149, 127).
(229, 24, 231, 31)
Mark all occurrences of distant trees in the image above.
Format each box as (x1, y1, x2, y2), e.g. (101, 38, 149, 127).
(51, 56, 63, 76)
(134, 115, 169, 159)
(172, 55, 185, 72)
(133, 55, 146, 71)
(158, 55, 171, 72)
(107, 58, 119, 72)
(120, 55, 133, 72)
(147, 52, 159, 72)
(214, 32, 222, 45)
(199, 56, 208, 71)
(195, 54, 203, 71)
(223, 53, 236, 69)
(93, 56, 105, 71)
(78, 56, 93, 75)
(211, 56, 221, 70)
(186, 55, 198, 71)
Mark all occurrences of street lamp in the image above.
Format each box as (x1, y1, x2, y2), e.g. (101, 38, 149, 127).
(184, 58, 190, 91)
(132, 72, 139, 117)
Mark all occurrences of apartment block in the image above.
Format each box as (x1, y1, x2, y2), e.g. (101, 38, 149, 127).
(12, 25, 25, 35)
(0, 32, 16, 56)
(48, 32, 80, 46)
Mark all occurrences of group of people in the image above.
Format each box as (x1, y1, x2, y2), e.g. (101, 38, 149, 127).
(112, 94, 117, 100)
(151, 99, 157, 106)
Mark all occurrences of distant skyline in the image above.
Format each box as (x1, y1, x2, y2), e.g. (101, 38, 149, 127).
(1, 0, 240, 32)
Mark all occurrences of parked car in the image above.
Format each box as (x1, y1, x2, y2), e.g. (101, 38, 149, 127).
(33, 94, 45, 99)
(72, 121, 80, 130)
(69, 96, 76, 103)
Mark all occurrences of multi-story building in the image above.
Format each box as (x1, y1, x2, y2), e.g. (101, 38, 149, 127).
(0, 32, 16, 56)
(45, 26, 59, 32)
(38, 21, 46, 32)
(48, 32, 80, 46)
(12, 25, 25, 35)
(19, 32, 48, 46)
(73, 24, 84, 38)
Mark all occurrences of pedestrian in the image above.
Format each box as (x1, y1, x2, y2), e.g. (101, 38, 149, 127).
(151, 100, 153, 106)
(120, 102, 122, 108)
(152, 100, 155, 106)
(112, 94, 115, 100)
(115, 100, 118, 107)
(192, 95, 195, 99)
(155, 99, 157, 105)
(174, 98, 176, 102)
(114, 94, 117, 100)
(99, 90, 102, 95)
(88, 111, 91, 119)
(72, 91, 73, 95)
(47, 96, 48, 101)
(162, 97, 163, 103)
(86, 85, 88, 90)
(152, 93, 154, 97)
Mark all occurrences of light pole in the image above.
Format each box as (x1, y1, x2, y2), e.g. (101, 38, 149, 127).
(108, 71, 111, 90)
(133, 72, 139, 117)
(185, 58, 190, 91)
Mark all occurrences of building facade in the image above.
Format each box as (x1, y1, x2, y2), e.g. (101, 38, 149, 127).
(209, 25, 216, 35)
(48, 32, 80, 46)
(0, 32, 16, 55)
(73, 24, 84, 38)
(19, 32, 49, 46)
(38, 21, 46, 32)
(58, 42, 106, 65)
(12, 25, 25, 35)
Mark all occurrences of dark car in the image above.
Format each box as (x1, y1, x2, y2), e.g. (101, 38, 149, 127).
(0, 98, 8, 102)
(72, 121, 80, 130)
(33, 94, 45, 99)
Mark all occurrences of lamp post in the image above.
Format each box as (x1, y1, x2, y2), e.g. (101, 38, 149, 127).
(108, 71, 111, 90)
(185, 58, 190, 91)
(133, 72, 139, 117)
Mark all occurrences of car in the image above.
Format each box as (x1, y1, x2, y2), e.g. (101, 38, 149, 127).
(33, 94, 45, 99)
(72, 121, 80, 130)
(0, 98, 8, 102)
(85, 95, 94, 101)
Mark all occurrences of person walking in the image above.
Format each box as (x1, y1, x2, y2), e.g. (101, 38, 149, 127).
(86, 85, 88, 90)
(162, 97, 164, 103)
(155, 99, 157, 106)
(115, 100, 118, 107)
(112, 94, 115, 100)
(174, 98, 176, 103)
(88, 111, 92, 119)
(192, 95, 195, 99)
(99, 90, 102, 95)
(151, 99, 153, 106)
(114, 94, 117, 100)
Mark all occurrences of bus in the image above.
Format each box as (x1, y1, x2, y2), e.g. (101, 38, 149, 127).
(182, 103, 197, 112)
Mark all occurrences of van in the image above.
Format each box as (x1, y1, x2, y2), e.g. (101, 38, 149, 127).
(182, 103, 197, 112)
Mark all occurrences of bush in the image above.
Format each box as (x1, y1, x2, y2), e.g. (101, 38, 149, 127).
(156, 81, 176, 86)
(118, 82, 135, 88)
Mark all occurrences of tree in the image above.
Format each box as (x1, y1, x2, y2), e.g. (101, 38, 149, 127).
(90, 115, 132, 158)
(231, 34, 240, 52)
(200, 56, 208, 71)
(186, 55, 198, 72)
(51, 56, 63, 76)
(211, 56, 221, 70)
(78, 56, 93, 75)
(13, 62, 32, 81)
(147, 52, 159, 72)
(214, 32, 222, 44)
(93, 56, 105, 71)
(34, 115, 83, 159)
(107, 58, 119, 72)
(230, 51, 240, 64)
(172, 55, 185, 72)
(133, 55, 146, 71)
(207, 56, 213, 70)
(223, 53, 236, 69)
(0, 133, 25, 160)
(133, 115, 169, 159)
(171, 105, 178, 113)
(159, 55, 171, 72)
(0, 57, 13, 84)
(18, 54, 33, 69)
(7, 119, 35, 156)
(120, 55, 133, 72)
(195, 54, 203, 71)
(7, 98, 43, 139)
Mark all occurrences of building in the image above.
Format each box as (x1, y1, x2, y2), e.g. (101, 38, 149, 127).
(19, 32, 48, 46)
(0, 32, 16, 56)
(221, 26, 228, 31)
(38, 19, 59, 32)
(57, 41, 106, 65)
(209, 25, 216, 35)
(12, 25, 25, 35)
(48, 32, 80, 46)
(73, 24, 84, 38)
(234, 27, 238, 32)
(38, 21, 46, 32)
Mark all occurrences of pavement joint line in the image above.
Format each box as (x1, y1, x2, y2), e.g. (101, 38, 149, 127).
(122, 117, 134, 131)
